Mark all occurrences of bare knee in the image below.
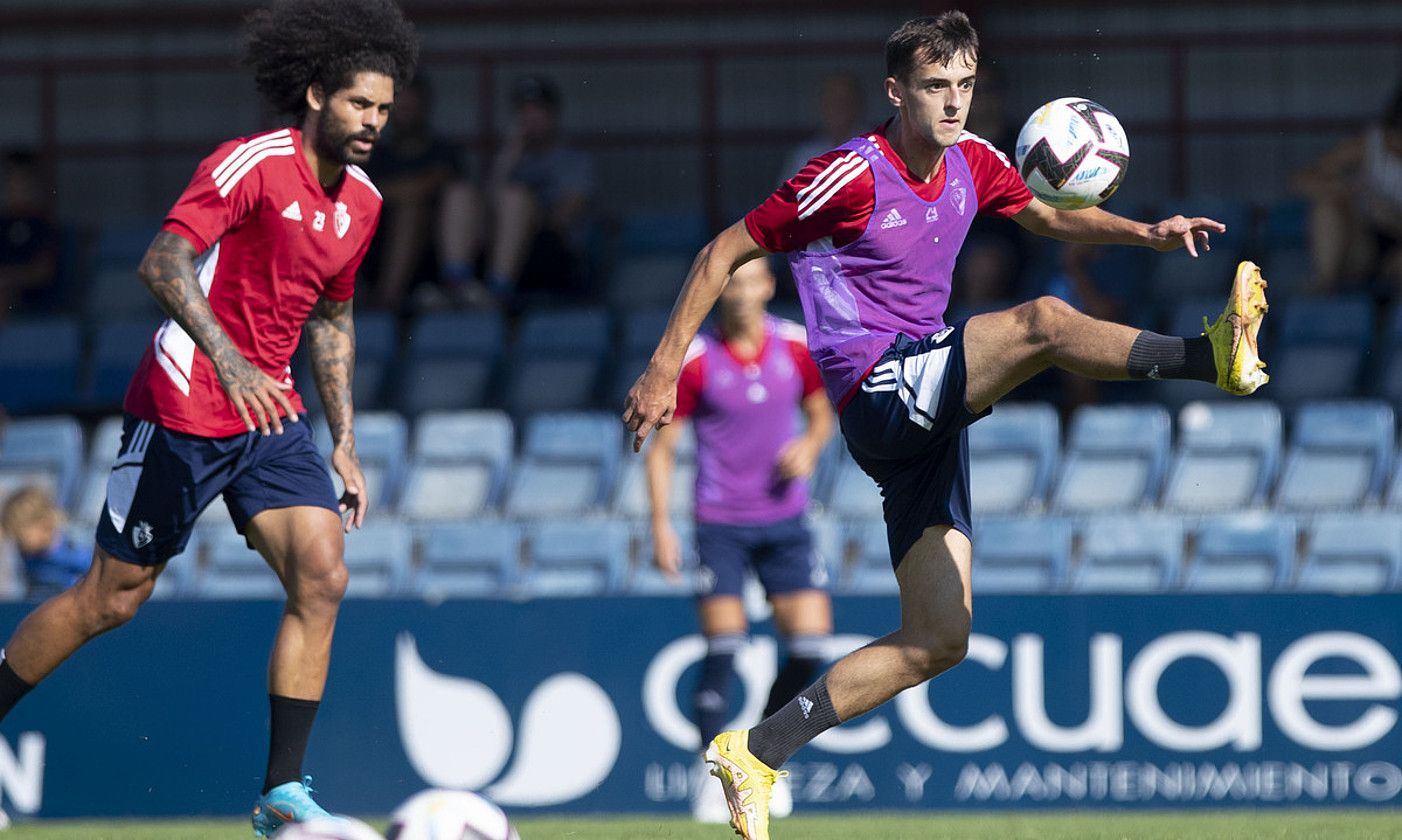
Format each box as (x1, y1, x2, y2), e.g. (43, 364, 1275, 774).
(286, 546, 348, 615)
(901, 614, 971, 682)
(1014, 295, 1078, 358)
(77, 576, 154, 636)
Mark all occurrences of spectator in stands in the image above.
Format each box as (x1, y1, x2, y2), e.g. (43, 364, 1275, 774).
(364, 74, 481, 312)
(480, 75, 595, 308)
(1294, 81, 1402, 302)
(0, 150, 59, 319)
(779, 73, 867, 182)
(644, 258, 834, 824)
(0, 487, 88, 598)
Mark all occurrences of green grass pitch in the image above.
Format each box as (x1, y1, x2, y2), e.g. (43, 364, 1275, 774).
(7, 811, 1402, 840)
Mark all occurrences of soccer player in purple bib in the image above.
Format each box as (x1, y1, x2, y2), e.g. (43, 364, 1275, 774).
(645, 258, 834, 822)
(623, 12, 1268, 840)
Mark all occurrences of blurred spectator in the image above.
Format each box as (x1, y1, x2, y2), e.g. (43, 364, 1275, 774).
(363, 75, 482, 312)
(1294, 82, 1402, 302)
(0, 150, 59, 319)
(481, 75, 595, 308)
(0, 486, 88, 598)
(779, 73, 867, 180)
(950, 63, 1031, 311)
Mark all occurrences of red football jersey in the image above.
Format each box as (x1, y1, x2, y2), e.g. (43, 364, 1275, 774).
(124, 127, 382, 437)
(745, 121, 1033, 252)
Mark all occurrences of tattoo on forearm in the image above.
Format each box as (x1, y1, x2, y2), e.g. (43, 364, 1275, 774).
(305, 296, 356, 446)
(138, 232, 242, 371)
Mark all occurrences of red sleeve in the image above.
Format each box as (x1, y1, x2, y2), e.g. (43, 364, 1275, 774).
(672, 343, 705, 420)
(787, 339, 824, 398)
(160, 140, 262, 253)
(743, 149, 875, 252)
(959, 134, 1034, 218)
(323, 205, 379, 301)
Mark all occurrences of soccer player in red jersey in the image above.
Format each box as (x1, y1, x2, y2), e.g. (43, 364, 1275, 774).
(0, 1, 417, 833)
(624, 13, 1268, 839)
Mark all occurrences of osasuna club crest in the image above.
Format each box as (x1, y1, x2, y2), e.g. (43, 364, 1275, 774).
(334, 202, 351, 239)
(132, 521, 154, 549)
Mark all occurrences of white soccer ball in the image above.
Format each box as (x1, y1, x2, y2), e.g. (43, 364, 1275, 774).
(386, 789, 519, 840)
(274, 817, 385, 840)
(1014, 97, 1130, 210)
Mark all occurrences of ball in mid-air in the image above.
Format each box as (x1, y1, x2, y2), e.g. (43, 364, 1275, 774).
(385, 789, 519, 840)
(1015, 97, 1130, 210)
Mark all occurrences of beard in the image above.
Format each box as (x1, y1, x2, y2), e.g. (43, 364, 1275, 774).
(314, 111, 377, 167)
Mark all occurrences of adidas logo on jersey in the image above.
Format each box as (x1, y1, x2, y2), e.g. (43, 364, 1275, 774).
(281, 201, 303, 221)
(879, 208, 907, 229)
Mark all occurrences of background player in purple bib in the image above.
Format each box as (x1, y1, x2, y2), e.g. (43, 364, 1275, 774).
(623, 12, 1268, 840)
(645, 259, 834, 823)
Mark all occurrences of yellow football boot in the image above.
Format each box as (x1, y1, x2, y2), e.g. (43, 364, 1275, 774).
(705, 730, 786, 840)
(1204, 260, 1270, 395)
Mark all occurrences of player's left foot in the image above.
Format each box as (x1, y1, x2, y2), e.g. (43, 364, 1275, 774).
(705, 730, 785, 840)
(1204, 260, 1270, 396)
(250, 776, 332, 837)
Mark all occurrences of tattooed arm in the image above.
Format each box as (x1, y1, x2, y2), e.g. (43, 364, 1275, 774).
(136, 231, 296, 435)
(305, 296, 368, 530)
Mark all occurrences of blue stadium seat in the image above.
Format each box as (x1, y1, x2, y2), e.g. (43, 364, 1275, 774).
(618, 209, 707, 256)
(607, 352, 651, 411)
(505, 413, 620, 517)
(1296, 512, 1402, 593)
(396, 311, 503, 413)
(342, 521, 411, 597)
(1161, 401, 1281, 511)
(1186, 513, 1296, 592)
(625, 519, 694, 596)
(973, 516, 1071, 593)
(1051, 404, 1171, 513)
(968, 402, 1059, 514)
(84, 319, 156, 407)
(618, 307, 674, 355)
(399, 411, 513, 521)
(1268, 296, 1373, 407)
(840, 517, 897, 595)
(522, 411, 622, 466)
(413, 520, 521, 598)
(612, 457, 695, 518)
(71, 416, 127, 523)
(524, 520, 630, 597)
(1275, 400, 1394, 511)
(0, 416, 84, 510)
(826, 454, 883, 519)
(504, 462, 606, 519)
(505, 308, 611, 414)
(196, 529, 283, 599)
(0, 317, 81, 413)
(1150, 250, 1241, 308)
(606, 255, 693, 309)
(1074, 514, 1184, 592)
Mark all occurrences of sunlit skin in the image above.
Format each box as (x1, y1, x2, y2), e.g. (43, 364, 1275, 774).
(884, 50, 978, 183)
(303, 71, 395, 186)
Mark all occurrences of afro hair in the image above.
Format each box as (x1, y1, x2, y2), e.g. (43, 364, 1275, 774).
(242, 0, 419, 119)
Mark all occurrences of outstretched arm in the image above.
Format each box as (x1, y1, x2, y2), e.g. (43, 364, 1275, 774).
(137, 231, 295, 434)
(304, 296, 367, 531)
(1013, 198, 1225, 258)
(621, 221, 767, 451)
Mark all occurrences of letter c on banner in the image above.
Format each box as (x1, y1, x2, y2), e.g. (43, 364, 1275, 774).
(895, 634, 1009, 752)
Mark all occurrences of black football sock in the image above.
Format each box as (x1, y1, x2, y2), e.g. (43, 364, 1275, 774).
(695, 632, 745, 749)
(1127, 331, 1216, 383)
(263, 695, 320, 794)
(746, 674, 840, 770)
(763, 633, 829, 718)
(0, 656, 34, 722)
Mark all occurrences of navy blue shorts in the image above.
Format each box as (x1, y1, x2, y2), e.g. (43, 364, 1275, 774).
(839, 324, 991, 569)
(95, 414, 339, 566)
(694, 515, 827, 599)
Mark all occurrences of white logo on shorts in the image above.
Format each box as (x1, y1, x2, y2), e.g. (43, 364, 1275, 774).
(132, 521, 154, 549)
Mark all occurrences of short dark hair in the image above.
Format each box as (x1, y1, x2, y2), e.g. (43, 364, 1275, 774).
(242, 0, 419, 119)
(885, 12, 980, 82)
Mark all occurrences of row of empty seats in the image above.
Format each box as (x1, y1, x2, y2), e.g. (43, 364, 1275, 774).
(4, 399, 1402, 528)
(9, 285, 1402, 416)
(45, 508, 1402, 600)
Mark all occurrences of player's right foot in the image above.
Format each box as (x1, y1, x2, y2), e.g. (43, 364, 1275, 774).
(1204, 260, 1270, 396)
(705, 730, 785, 840)
(250, 776, 332, 837)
